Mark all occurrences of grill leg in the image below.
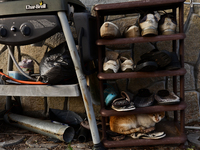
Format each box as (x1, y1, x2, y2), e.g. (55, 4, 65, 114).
(57, 11, 105, 149)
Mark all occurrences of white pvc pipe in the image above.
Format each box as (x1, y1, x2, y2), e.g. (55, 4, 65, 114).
(57, 11, 100, 144)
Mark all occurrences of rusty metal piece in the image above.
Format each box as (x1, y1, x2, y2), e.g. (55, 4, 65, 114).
(4, 113, 75, 143)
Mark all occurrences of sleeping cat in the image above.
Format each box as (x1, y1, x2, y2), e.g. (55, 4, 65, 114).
(109, 112, 165, 135)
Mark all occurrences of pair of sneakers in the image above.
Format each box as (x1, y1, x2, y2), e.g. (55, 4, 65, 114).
(139, 11, 177, 36)
(103, 51, 134, 73)
(100, 22, 140, 39)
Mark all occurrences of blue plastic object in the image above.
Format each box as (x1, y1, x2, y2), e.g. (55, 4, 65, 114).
(104, 87, 118, 106)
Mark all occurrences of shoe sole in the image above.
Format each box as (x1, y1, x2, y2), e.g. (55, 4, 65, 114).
(135, 61, 158, 72)
(162, 30, 175, 35)
(141, 28, 158, 37)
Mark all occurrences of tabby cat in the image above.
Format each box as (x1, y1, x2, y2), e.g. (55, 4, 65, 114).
(109, 112, 165, 135)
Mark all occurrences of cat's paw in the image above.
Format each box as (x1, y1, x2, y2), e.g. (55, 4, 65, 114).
(144, 127, 155, 133)
(140, 126, 146, 133)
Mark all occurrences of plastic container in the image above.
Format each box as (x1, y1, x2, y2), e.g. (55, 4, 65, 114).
(8, 71, 29, 81)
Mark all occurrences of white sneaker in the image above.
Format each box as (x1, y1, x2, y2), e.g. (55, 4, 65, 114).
(119, 52, 134, 72)
(103, 51, 119, 73)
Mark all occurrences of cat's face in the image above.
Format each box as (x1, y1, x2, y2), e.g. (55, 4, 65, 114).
(149, 112, 165, 123)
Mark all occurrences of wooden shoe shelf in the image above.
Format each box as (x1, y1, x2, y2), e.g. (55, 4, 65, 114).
(94, 0, 186, 148)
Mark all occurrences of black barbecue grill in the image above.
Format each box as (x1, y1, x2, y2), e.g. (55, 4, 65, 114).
(0, 0, 104, 149)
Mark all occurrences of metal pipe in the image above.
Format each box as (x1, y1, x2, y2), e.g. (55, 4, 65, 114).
(6, 45, 14, 110)
(4, 113, 75, 143)
(57, 11, 100, 144)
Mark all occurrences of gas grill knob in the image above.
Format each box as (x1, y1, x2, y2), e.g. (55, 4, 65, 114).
(20, 25, 31, 36)
(0, 27, 7, 37)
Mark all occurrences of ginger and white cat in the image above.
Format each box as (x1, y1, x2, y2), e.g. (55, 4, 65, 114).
(109, 112, 165, 135)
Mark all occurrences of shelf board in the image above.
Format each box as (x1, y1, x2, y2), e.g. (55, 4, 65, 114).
(94, 0, 185, 15)
(0, 84, 80, 97)
(96, 33, 186, 46)
(100, 101, 186, 117)
(98, 68, 186, 80)
(102, 120, 187, 148)
(102, 135, 187, 148)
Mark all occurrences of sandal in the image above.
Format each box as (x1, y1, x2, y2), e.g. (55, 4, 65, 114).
(112, 91, 133, 107)
(111, 102, 135, 111)
(140, 132, 166, 139)
(130, 133, 146, 139)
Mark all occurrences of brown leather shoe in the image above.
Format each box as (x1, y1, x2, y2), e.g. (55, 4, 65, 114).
(100, 22, 121, 39)
(123, 25, 140, 38)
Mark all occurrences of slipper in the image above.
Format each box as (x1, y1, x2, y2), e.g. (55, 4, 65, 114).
(134, 88, 155, 108)
(111, 102, 135, 111)
(140, 49, 171, 68)
(155, 89, 180, 105)
(112, 91, 133, 107)
(135, 60, 158, 72)
(140, 132, 166, 139)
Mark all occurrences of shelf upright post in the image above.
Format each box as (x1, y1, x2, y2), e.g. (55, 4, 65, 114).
(96, 10, 108, 141)
(179, 2, 185, 136)
(172, 7, 178, 122)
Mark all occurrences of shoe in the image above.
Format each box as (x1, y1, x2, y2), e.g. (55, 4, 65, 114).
(134, 88, 155, 107)
(159, 13, 177, 35)
(103, 51, 120, 73)
(165, 52, 181, 70)
(155, 89, 180, 105)
(119, 52, 134, 72)
(123, 25, 140, 38)
(100, 22, 121, 39)
(135, 59, 158, 72)
(139, 12, 160, 36)
(140, 49, 171, 68)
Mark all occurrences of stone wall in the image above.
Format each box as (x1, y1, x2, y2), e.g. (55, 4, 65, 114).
(0, 0, 200, 124)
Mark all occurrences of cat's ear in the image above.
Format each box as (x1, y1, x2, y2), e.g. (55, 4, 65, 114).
(161, 111, 165, 117)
